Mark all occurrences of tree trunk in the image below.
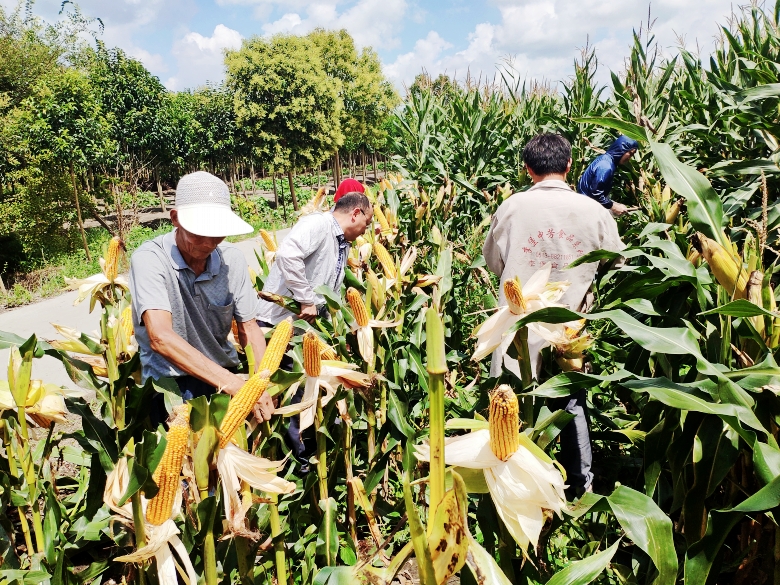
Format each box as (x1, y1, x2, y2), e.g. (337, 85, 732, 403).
(362, 147, 367, 183)
(250, 163, 256, 197)
(70, 161, 91, 262)
(316, 163, 321, 189)
(155, 167, 166, 212)
(334, 150, 342, 186)
(373, 150, 378, 181)
(276, 173, 287, 222)
(332, 155, 338, 191)
(287, 170, 299, 211)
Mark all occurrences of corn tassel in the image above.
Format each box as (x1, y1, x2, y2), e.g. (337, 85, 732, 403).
(347, 287, 369, 327)
(146, 404, 191, 525)
(303, 331, 322, 377)
(504, 278, 527, 315)
(374, 204, 391, 233)
(103, 236, 125, 282)
(692, 232, 748, 299)
(120, 306, 134, 340)
(373, 242, 396, 279)
(259, 229, 277, 252)
(489, 385, 520, 461)
(219, 371, 271, 448)
(258, 320, 293, 374)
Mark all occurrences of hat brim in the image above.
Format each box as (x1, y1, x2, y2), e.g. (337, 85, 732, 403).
(176, 204, 253, 237)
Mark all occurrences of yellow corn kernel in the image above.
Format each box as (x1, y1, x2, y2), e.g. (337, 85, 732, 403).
(120, 306, 134, 340)
(373, 242, 396, 279)
(259, 229, 277, 252)
(146, 404, 191, 525)
(347, 287, 369, 327)
(103, 236, 125, 282)
(219, 371, 271, 448)
(303, 331, 322, 377)
(692, 233, 748, 299)
(314, 335, 337, 360)
(489, 385, 520, 461)
(504, 278, 526, 315)
(258, 320, 293, 374)
(374, 204, 391, 233)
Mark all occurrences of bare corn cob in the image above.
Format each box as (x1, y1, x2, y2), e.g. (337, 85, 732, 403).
(489, 385, 520, 461)
(692, 232, 748, 299)
(303, 331, 322, 377)
(373, 242, 396, 279)
(146, 404, 191, 525)
(120, 306, 134, 340)
(374, 204, 391, 233)
(219, 371, 271, 448)
(259, 229, 277, 252)
(258, 320, 293, 374)
(347, 287, 369, 327)
(103, 236, 125, 282)
(504, 278, 527, 314)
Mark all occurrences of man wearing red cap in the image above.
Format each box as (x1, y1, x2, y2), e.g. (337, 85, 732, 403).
(333, 178, 364, 202)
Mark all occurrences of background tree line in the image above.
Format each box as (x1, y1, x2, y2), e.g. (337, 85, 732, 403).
(0, 3, 398, 277)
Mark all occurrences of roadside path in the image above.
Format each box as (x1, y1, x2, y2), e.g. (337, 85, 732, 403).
(0, 228, 290, 388)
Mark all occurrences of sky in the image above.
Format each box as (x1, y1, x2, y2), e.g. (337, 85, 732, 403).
(2, 0, 743, 93)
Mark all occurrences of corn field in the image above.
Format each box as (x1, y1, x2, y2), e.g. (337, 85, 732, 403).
(2, 4, 780, 585)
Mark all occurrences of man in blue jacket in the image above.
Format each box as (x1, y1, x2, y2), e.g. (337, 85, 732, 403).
(577, 135, 638, 216)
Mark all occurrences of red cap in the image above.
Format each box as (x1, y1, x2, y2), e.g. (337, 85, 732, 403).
(334, 178, 365, 202)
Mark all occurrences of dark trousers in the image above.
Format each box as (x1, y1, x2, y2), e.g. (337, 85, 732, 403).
(551, 389, 593, 493)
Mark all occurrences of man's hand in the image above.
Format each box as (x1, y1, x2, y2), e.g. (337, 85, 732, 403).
(610, 202, 628, 216)
(220, 373, 248, 396)
(252, 392, 275, 423)
(298, 303, 318, 323)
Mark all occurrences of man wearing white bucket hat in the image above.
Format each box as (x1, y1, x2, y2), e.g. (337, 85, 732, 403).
(129, 171, 273, 425)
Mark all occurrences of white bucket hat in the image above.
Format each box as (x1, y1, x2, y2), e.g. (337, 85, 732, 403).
(175, 171, 253, 237)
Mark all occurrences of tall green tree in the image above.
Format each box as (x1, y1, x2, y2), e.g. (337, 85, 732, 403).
(226, 34, 341, 210)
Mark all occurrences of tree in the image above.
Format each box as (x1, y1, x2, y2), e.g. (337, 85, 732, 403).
(226, 34, 341, 210)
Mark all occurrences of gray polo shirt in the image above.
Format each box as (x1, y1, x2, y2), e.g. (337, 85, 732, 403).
(129, 230, 259, 383)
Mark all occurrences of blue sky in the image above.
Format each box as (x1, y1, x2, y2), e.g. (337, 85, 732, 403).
(4, 0, 741, 92)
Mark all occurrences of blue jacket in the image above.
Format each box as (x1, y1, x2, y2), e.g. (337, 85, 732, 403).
(577, 135, 638, 209)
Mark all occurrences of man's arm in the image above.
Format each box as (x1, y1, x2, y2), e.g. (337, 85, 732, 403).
(143, 309, 248, 397)
(235, 318, 274, 422)
(483, 215, 505, 276)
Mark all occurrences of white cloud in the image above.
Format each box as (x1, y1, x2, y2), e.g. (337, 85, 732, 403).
(385, 0, 739, 89)
(166, 24, 243, 90)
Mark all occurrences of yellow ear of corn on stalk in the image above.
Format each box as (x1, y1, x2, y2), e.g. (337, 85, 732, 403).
(489, 385, 520, 462)
(259, 229, 277, 252)
(746, 271, 766, 337)
(146, 404, 191, 525)
(303, 331, 322, 377)
(257, 319, 293, 373)
(120, 306, 134, 340)
(366, 270, 384, 310)
(374, 204, 391, 233)
(504, 278, 527, 315)
(103, 236, 126, 282)
(219, 371, 271, 448)
(316, 335, 338, 360)
(347, 287, 369, 327)
(665, 199, 682, 224)
(373, 242, 396, 279)
(691, 233, 748, 299)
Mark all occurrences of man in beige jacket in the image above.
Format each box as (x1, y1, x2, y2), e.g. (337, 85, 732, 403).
(483, 133, 625, 494)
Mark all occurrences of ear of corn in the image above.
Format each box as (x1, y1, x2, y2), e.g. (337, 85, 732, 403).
(692, 233, 748, 299)
(489, 385, 520, 461)
(316, 335, 338, 361)
(219, 371, 271, 448)
(347, 287, 369, 327)
(303, 331, 322, 377)
(146, 404, 191, 525)
(504, 278, 527, 315)
(259, 229, 277, 252)
(258, 320, 293, 374)
(747, 270, 766, 337)
(366, 270, 384, 310)
(665, 199, 682, 224)
(120, 306, 134, 340)
(374, 204, 391, 233)
(373, 242, 396, 279)
(103, 236, 125, 282)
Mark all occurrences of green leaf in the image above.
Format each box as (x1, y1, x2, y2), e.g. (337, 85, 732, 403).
(403, 444, 437, 585)
(574, 116, 648, 142)
(317, 497, 339, 566)
(531, 370, 633, 398)
(546, 539, 621, 585)
(387, 386, 415, 437)
(606, 486, 678, 585)
(649, 141, 728, 248)
(734, 82, 780, 103)
(699, 299, 779, 318)
(445, 418, 489, 431)
(464, 532, 514, 585)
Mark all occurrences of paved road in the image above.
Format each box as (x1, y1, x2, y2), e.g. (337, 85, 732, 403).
(0, 228, 290, 388)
